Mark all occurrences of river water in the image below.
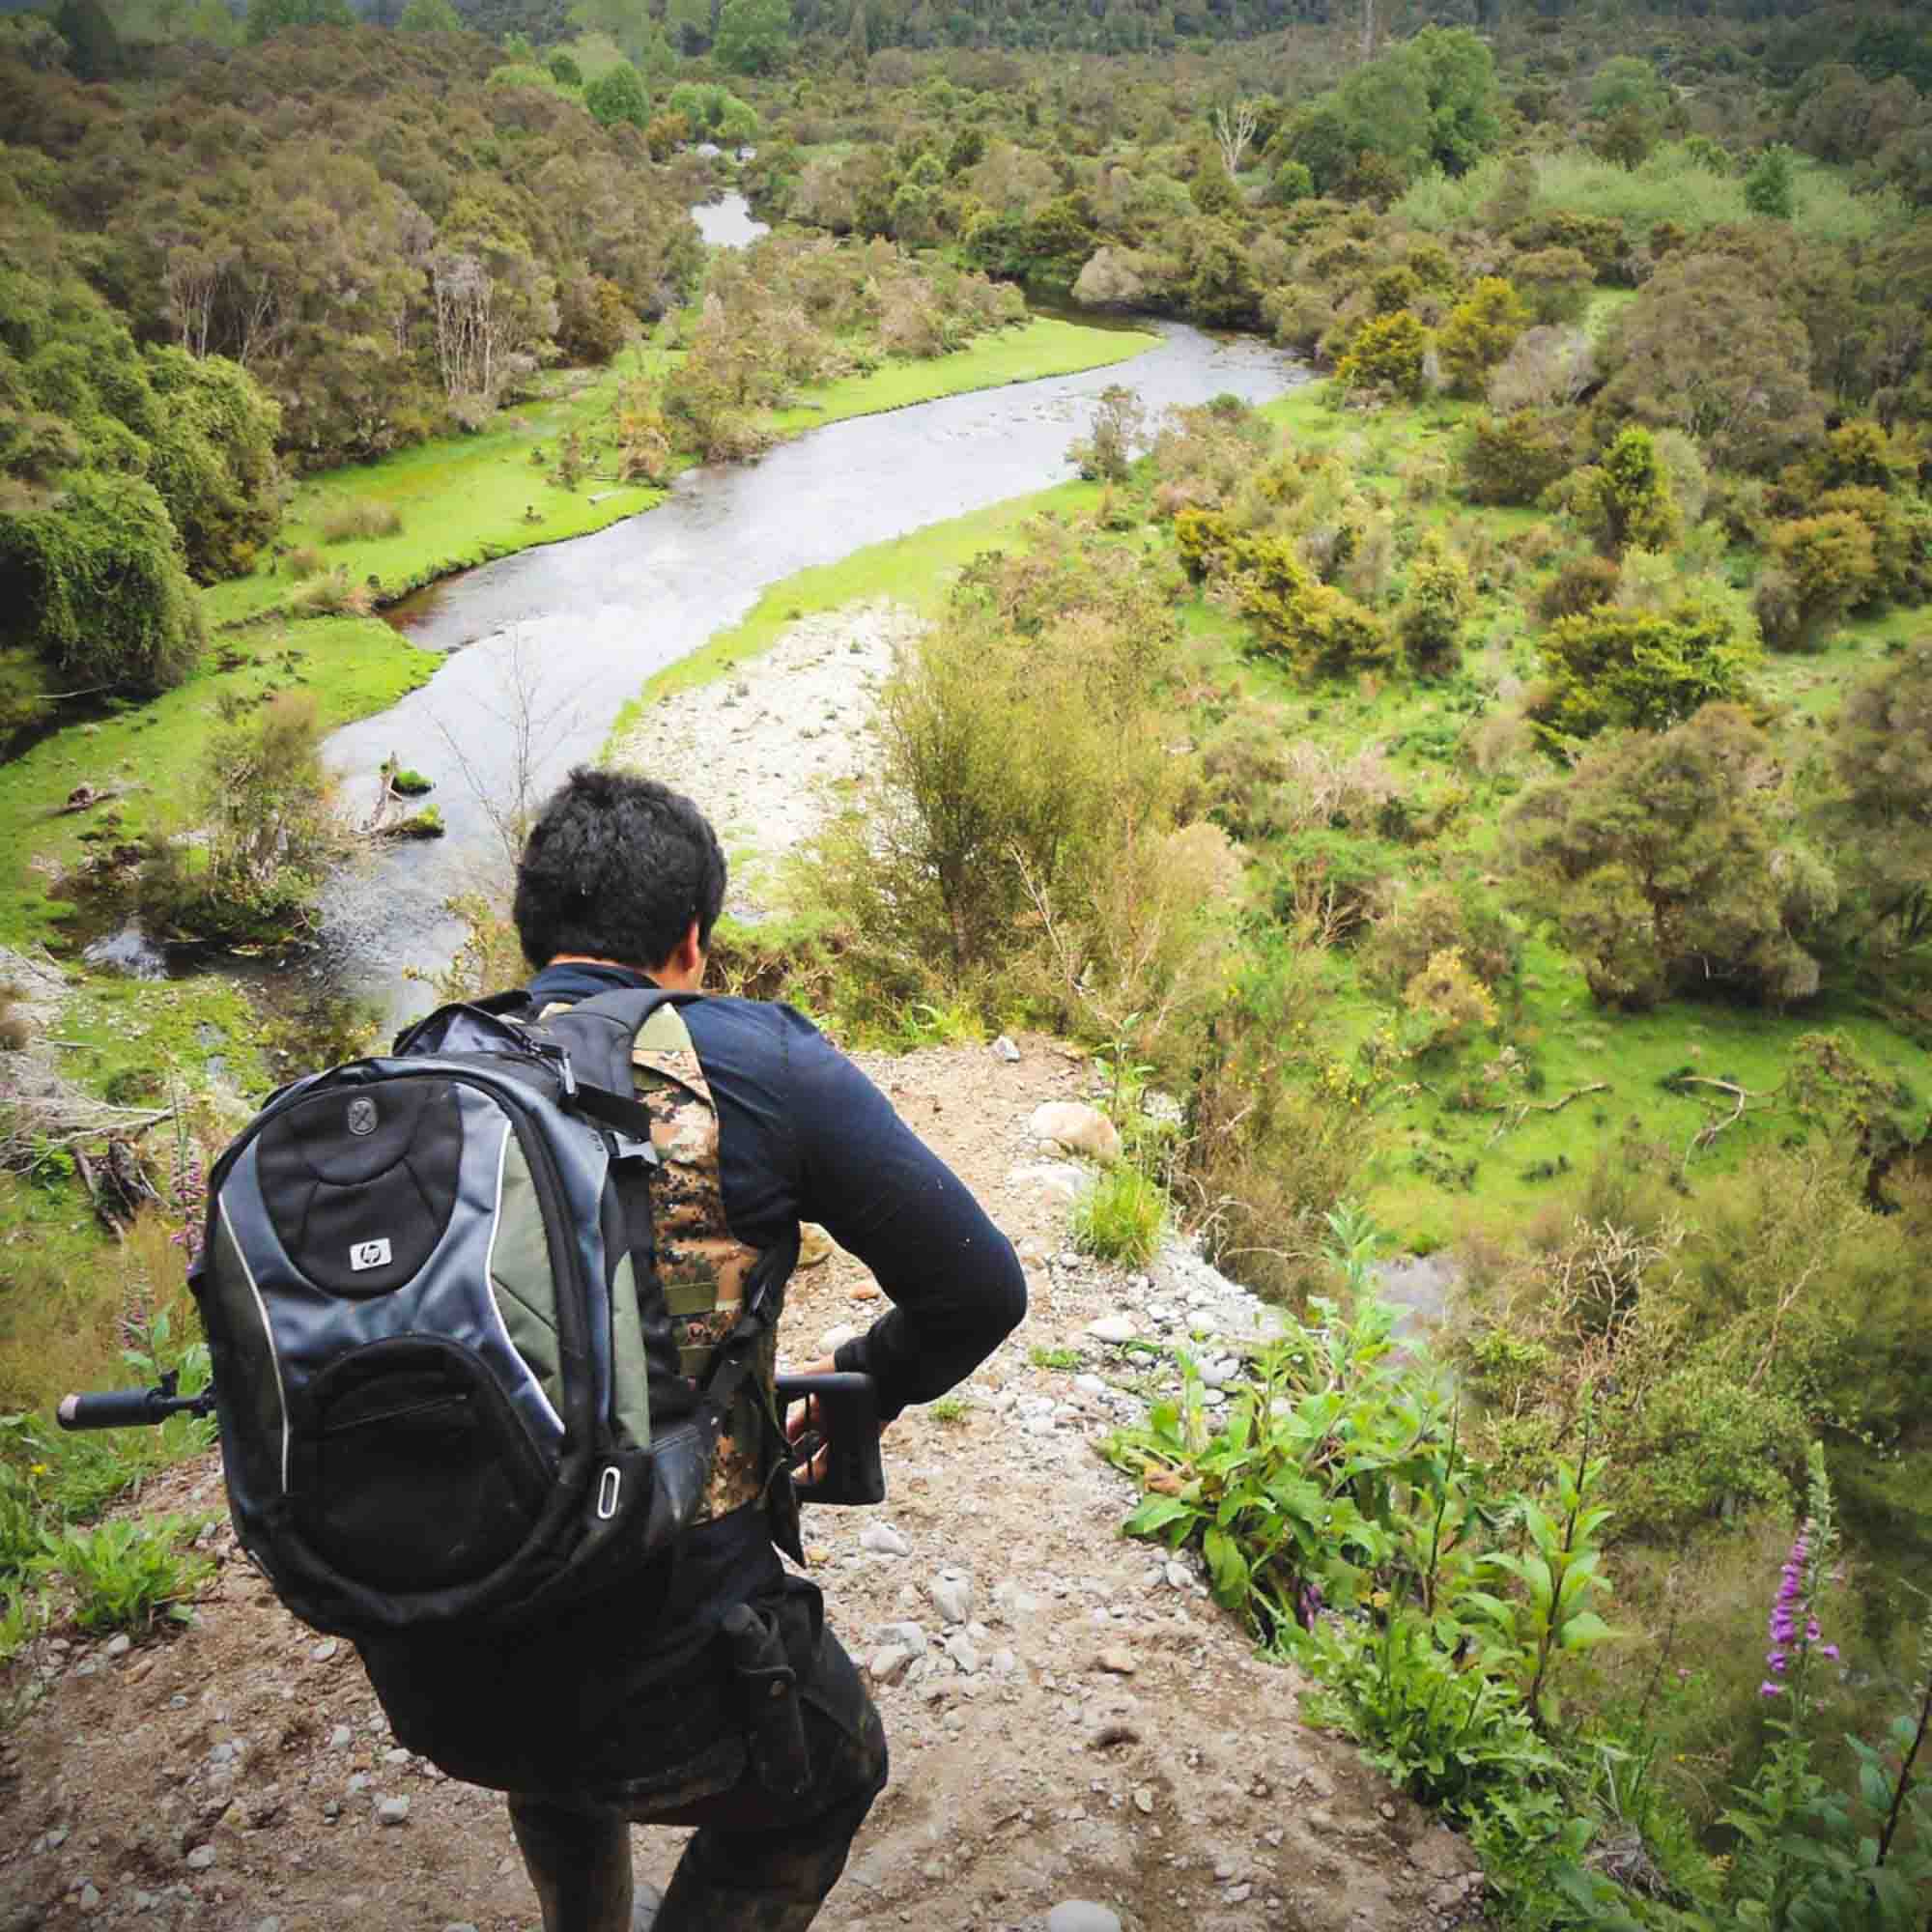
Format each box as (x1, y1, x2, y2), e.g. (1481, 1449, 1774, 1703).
(319, 209, 1304, 1017)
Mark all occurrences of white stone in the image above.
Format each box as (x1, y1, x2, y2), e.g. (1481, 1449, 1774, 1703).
(1047, 1904, 1122, 1932)
(868, 1645, 914, 1685)
(1085, 1316, 1137, 1345)
(1026, 1102, 1122, 1161)
(860, 1522, 910, 1556)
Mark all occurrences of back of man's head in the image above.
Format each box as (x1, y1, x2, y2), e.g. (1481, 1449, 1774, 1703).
(513, 767, 726, 972)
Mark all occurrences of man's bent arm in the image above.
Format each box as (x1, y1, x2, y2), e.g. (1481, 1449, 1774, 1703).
(787, 1034, 1026, 1423)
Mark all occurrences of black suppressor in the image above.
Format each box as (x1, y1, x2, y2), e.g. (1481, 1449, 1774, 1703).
(776, 1372, 886, 1508)
(57, 1371, 216, 1432)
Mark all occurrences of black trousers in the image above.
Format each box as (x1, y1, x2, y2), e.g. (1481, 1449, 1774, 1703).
(505, 1577, 889, 1932)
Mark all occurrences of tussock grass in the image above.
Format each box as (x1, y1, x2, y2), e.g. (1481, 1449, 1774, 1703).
(318, 496, 404, 544)
(1071, 1164, 1169, 1267)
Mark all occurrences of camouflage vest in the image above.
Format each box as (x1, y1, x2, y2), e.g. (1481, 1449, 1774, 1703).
(541, 998, 785, 1535)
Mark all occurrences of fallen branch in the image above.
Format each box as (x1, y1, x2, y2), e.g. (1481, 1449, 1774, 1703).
(1485, 1081, 1609, 1148)
(1665, 1074, 1773, 1166)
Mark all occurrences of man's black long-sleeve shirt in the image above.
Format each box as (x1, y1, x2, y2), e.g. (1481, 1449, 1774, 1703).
(357, 962, 1026, 1788)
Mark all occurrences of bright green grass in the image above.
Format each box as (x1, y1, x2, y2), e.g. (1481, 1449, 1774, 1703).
(0, 618, 433, 948)
(764, 316, 1154, 433)
(1349, 934, 1932, 1253)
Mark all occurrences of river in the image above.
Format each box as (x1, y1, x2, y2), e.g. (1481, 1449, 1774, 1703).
(318, 202, 1304, 1018)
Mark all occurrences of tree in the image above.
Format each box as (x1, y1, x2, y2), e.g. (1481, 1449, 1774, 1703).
(1506, 705, 1834, 1010)
(666, 0, 710, 54)
(52, 0, 120, 77)
(713, 0, 788, 74)
(1436, 276, 1529, 398)
(1411, 25, 1501, 178)
(1824, 637, 1932, 956)
(1569, 427, 1680, 557)
(547, 50, 582, 85)
(1527, 598, 1759, 747)
(1210, 100, 1259, 178)
(244, 0, 354, 41)
(1744, 145, 1797, 221)
(398, 0, 461, 27)
(1760, 513, 1878, 650)
(1599, 253, 1823, 475)
(1189, 145, 1239, 217)
(1461, 409, 1577, 506)
(0, 469, 205, 697)
(583, 60, 651, 129)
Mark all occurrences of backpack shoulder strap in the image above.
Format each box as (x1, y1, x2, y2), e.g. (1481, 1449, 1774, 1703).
(534, 986, 710, 1155)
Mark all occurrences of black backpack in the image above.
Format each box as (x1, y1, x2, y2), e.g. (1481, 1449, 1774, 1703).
(189, 987, 792, 1637)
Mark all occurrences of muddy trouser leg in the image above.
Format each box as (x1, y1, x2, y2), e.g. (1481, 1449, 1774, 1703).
(506, 1793, 636, 1932)
(647, 1622, 888, 1932)
(508, 1617, 887, 1932)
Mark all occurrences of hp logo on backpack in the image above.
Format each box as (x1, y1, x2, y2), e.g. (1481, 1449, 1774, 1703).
(349, 1238, 392, 1272)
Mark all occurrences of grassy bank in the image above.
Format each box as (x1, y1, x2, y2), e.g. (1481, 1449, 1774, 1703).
(206, 316, 1151, 632)
(0, 617, 434, 949)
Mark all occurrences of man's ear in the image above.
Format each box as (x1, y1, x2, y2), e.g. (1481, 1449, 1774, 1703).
(674, 918, 703, 978)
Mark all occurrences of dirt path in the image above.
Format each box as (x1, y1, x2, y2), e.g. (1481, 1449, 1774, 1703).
(0, 611, 1488, 1932)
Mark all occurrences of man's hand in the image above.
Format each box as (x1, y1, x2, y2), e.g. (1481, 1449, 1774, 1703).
(783, 1356, 886, 1487)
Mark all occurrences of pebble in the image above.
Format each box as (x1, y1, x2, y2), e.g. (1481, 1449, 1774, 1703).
(944, 1634, 980, 1674)
(1163, 1561, 1191, 1590)
(77, 1883, 100, 1912)
(878, 1620, 927, 1654)
(310, 1639, 339, 1663)
(328, 1724, 353, 1748)
(1046, 1904, 1122, 1932)
(991, 1036, 1021, 1062)
(928, 1573, 973, 1624)
(868, 1645, 915, 1685)
(1094, 1646, 1137, 1676)
(1073, 1374, 1107, 1397)
(376, 1796, 411, 1826)
(103, 1634, 130, 1659)
(989, 1649, 1018, 1677)
(185, 1847, 216, 1871)
(860, 1522, 910, 1556)
(1132, 1785, 1154, 1814)
(1085, 1316, 1137, 1345)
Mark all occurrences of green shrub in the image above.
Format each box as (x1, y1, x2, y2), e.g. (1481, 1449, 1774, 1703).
(1396, 533, 1474, 677)
(1537, 554, 1620, 621)
(1506, 705, 1833, 1009)
(1460, 410, 1577, 507)
(1360, 881, 1520, 997)
(33, 1516, 214, 1634)
(1334, 310, 1430, 400)
(1760, 512, 1877, 649)
(1567, 427, 1681, 557)
(1070, 1165, 1169, 1267)
(1436, 276, 1531, 398)
(1526, 597, 1758, 746)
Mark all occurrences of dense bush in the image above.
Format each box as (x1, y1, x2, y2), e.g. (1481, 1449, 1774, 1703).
(1334, 309, 1429, 401)
(1460, 410, 1577, 507)
(1526, 597, 1758, 746)
(1506, 704, 1834, 1009)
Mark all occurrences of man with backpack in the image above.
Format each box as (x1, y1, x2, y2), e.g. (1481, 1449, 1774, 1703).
(346, 767, 1028, 1931)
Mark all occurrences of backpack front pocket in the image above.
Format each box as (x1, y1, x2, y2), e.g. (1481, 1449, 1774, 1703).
(295, 1339, 551, 1593)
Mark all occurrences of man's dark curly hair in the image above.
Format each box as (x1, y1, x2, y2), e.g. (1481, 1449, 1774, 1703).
(513, 767, 726, 972)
